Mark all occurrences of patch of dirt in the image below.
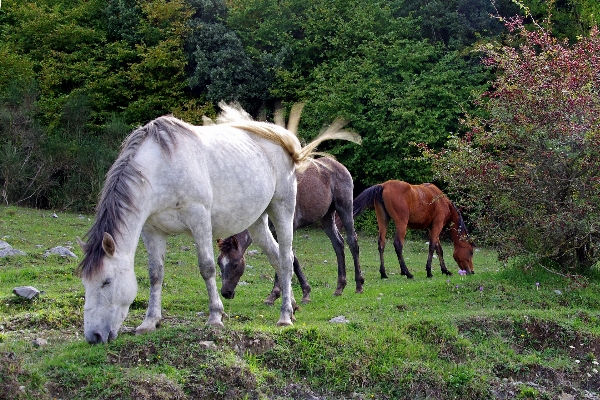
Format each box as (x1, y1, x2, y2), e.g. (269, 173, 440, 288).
(183, 364, 258, 399)
(458, 316, 600, 398)
(1, 352, 48, 400)
(114, 374, 187, 400)
(225, 329, 276, 355)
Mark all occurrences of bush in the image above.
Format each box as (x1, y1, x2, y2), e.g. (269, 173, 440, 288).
(426, 14, 600, 273)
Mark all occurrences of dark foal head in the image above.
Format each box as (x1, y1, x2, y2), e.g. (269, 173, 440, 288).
(217, 230, 252, 299)
(453, 238, 474, 274)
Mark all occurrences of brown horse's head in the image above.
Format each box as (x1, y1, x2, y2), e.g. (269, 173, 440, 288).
(453, 238, 474, 274)
(217, 231, 253, 299)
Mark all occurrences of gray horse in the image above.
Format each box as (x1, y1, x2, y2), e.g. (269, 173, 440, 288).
(217, 157, 364, 304)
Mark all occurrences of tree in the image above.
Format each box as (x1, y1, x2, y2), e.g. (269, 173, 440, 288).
(425, 15, 600, 272)
(227, 0, 491, 186)
(185, 0, 273, 116)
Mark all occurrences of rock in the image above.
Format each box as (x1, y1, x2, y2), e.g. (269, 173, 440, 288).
(13, 286, 41, 299)
(0, 240, 11, 250)
(52, 213, 58, 218)
(329, 315, 349, 324)
(31, 338, 48, 347)
(199, 340, 216, 349)
(0, 248, 26, 257)
(554, 289, 563, 295)
(247, 249, 259, 256)
(43, 246, 77, 258)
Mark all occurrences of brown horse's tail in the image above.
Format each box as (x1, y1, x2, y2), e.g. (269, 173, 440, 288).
(353, 184, 386, 219)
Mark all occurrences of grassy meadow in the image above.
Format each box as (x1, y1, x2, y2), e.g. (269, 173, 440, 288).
(1, 205, 600, 399)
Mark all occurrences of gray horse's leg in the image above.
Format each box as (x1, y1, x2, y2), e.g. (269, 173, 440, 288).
(268, 253, 311, 305)
(292, 255, 311, 303)
(334, 207, 364, 294)
(321, 210, 348, 296)
(136, 225, 167, 334)
(187, 207, 225, 327)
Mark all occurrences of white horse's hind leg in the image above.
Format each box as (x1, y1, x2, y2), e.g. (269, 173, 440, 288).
(248, 214, 296, 325)
(136, 225, 167, 335)
(267, 192, 297, 326)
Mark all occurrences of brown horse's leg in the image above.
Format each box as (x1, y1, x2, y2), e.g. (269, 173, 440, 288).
(425, 238, 436, 278)
(392, 230, 414, 279)
(435, 242, 452, 276)
(321, 210, 348, 296)
(374, 202, 390, 279)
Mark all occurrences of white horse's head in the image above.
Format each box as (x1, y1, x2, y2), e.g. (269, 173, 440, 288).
(78, 233, 137, 344)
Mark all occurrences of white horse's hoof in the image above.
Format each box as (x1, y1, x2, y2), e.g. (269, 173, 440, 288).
(207, 320, 225, 328)
(276, 319, 293, 327)
(135, 321, 159, 335)
(207, 313, 225, 328)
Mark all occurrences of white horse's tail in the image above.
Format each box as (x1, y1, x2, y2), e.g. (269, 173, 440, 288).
(295, 117, 361, 171)
(214, 102, 361, 172)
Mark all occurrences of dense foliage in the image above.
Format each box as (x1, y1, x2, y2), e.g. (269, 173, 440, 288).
(426, 13, 600, 272)
(0, 0, 517, 210)
(1, 0, 599, 270)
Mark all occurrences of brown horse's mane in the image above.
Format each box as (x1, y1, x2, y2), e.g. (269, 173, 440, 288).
(452, 204, 469, 237)
(77, 116, 196, 278)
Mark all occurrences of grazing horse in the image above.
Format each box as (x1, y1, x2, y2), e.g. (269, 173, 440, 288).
(77, 103, 359, 344)
(353, 180, 474, 279)
(217, 157, 364, 305)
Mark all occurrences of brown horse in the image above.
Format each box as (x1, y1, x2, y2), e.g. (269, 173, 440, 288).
(217, 157, 365, 304)
(353, 180, 474, 279)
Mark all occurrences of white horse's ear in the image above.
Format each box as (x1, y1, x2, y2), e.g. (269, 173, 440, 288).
(102, 232, 116, 257)
(76, 236, 88, 252)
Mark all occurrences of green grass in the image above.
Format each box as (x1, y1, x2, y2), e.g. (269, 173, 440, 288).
(2, 205, 600, 399)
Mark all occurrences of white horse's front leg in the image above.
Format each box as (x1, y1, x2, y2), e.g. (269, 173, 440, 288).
(187, 211, 225, 327)
(137, 226, 167, 335)
(197, 242, 225, 327)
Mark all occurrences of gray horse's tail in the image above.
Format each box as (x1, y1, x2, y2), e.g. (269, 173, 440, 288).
(353, 185, 386, 219)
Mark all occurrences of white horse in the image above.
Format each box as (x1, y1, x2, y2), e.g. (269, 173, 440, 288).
(77, 103, 359, 344)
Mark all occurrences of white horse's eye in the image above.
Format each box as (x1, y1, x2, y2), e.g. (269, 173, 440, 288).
(102, 278, 112, 287)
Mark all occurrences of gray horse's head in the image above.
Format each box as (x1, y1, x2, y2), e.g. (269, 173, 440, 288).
(217, 231, 252, 299)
